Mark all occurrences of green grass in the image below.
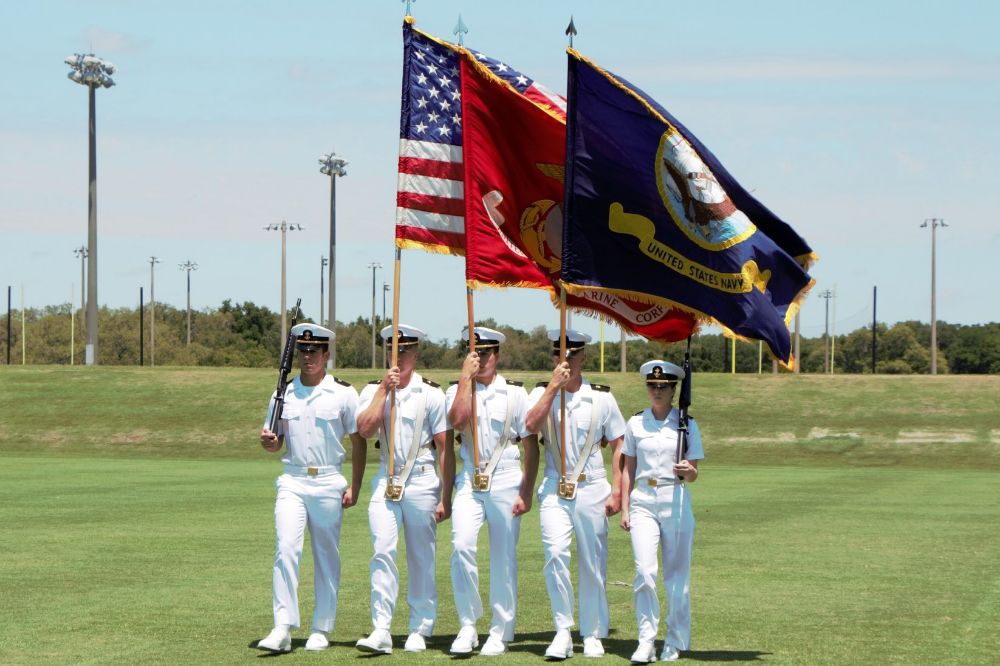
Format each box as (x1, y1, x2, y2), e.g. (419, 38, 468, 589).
(0, 367, 998, 664)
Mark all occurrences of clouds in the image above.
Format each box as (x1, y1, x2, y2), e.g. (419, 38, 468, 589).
(82, 25, 149, 55)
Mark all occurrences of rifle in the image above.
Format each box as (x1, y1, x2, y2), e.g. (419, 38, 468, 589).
(267, 298, 302, 435)
(675, 336, 693, 480)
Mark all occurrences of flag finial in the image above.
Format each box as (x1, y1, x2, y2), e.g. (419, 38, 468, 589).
(402, 0, 416, 17)
(453, 14, 468, 45)
(565, 16, 577, 47)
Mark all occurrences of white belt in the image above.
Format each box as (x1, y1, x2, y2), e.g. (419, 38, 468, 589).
(546, 468, 607, 484)
(283, 464, 340, 477)
(469, 459, 521, 474)
(397, 463, 437, 478)
(642, 477, 677, 488)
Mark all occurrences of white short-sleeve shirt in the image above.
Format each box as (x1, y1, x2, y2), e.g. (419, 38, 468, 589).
(526, 379, 626, 480)
(622, 407, 704, 482)
(358, 371, 448, 472)
(263, 374, 360, 468)
(445, 373, 530, 473)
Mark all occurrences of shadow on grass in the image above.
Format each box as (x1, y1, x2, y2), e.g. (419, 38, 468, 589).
(502, 631, 769, 662)
(681, 650, 771, 662)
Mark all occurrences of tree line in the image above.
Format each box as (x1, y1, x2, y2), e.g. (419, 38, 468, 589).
(1, 300, 997, 374)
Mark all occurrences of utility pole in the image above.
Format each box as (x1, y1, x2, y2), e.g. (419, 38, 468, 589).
(871, 286, 878, 374)
(149, 256, 160, 365)
(264, 221, 302, 343)
(921, 218, 948, 374)
(320, 256, 328, 326)
(74, 246, 87, 355)
(819, 289, 833, 373)
(620, 326, 626, 373)
(368, 262, 382, 369)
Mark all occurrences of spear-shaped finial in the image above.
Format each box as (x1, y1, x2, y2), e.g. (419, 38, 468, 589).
(453, 13, 468, 45)
(402, 0, 416, 17)
(565, 15, 577, 47)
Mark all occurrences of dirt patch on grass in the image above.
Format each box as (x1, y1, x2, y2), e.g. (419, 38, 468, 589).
(895, 429, 977, 444)
(107, 430, 153, 444)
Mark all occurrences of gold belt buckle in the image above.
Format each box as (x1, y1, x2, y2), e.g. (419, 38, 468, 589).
(307, 467, 319, 477)
(384, 478, 404, 501)
(557, 478, 577, 501)
(647, 478, 657, 487)
(472, 472, 491, 492)
(578, 473, 587, 482)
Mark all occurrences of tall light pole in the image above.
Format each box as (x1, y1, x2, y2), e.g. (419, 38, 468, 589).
(320, 256, 329, 326)
(318, 152, 347, 368)
(73, 246, 87, 358)
(179, 261, 198, 346)
(264, 222, 303, 343)
(921, 218, 948, 374)
(368, 262, 382, 369)
(149, 257, 160, 365)
(65, 53, 115, 366)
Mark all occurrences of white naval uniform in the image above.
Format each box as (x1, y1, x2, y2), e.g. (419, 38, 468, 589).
(445, 374, 531, 642)
(358, 373, 448, 637)
(263, 374, 359, 633)
(526, 380, 626, 639)
(623, 408, 704, 651)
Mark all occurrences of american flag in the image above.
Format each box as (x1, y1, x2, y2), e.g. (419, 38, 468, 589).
(395, 20, 565, 255)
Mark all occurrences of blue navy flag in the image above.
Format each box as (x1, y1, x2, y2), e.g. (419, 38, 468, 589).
(561, 50, 815, 366)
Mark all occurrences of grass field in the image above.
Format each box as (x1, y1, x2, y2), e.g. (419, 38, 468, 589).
(1, 367, 998, 664)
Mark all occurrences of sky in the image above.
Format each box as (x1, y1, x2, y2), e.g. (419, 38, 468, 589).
(2, 0, 998, 347)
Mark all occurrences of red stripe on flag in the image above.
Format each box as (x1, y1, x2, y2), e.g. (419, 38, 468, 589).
(396, 191, 466, 218)
(398, 156, 464, 181)
(395, 225, 465, 250)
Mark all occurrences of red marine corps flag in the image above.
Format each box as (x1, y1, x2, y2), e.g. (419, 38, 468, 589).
(460, 51, 696, 342)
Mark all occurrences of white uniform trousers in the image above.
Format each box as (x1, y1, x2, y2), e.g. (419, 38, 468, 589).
(629, 483, 695, 650)
(367, 466, 441, 636)
(272, 470, 348, 631)
(538, 474, 611, 639)
(450, 464, 523, 641)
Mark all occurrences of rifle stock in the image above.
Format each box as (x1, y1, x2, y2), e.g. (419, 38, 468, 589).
(267, 298, 303, 435)
(676, 336, 693, 477)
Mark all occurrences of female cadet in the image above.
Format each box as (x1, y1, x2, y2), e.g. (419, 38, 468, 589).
(620, 360, 704, 663)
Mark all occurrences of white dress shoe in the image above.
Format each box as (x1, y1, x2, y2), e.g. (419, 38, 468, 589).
(450, 625, 479, 654)
(404, 632, 427, 652)
(660, 645, 680, 661)
(256, 626, 291, 653)
(583, 636, 605, 658)
(356, 628, 393, 654)
(544, 629, 573, 660)
(304, 631, 329, 651)
(630, 641, 656, 663)
(480, 634, 507, 656)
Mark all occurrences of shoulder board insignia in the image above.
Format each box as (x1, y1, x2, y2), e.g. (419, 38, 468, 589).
(506, 379, 523, 387)
(633, 409, 644, 416)
(536, 381, 549, 388)
(449, 380, 460, 386)
(333, 376, 352, 387)
(592, 383, 611, 392)
(422, 377, 440, 388)
(368, 379, 382, 385)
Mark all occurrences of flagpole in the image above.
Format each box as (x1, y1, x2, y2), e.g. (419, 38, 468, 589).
(466, 287, 481, 474)
(387, 247, 402, 480)
(559, 285, 568, 481)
